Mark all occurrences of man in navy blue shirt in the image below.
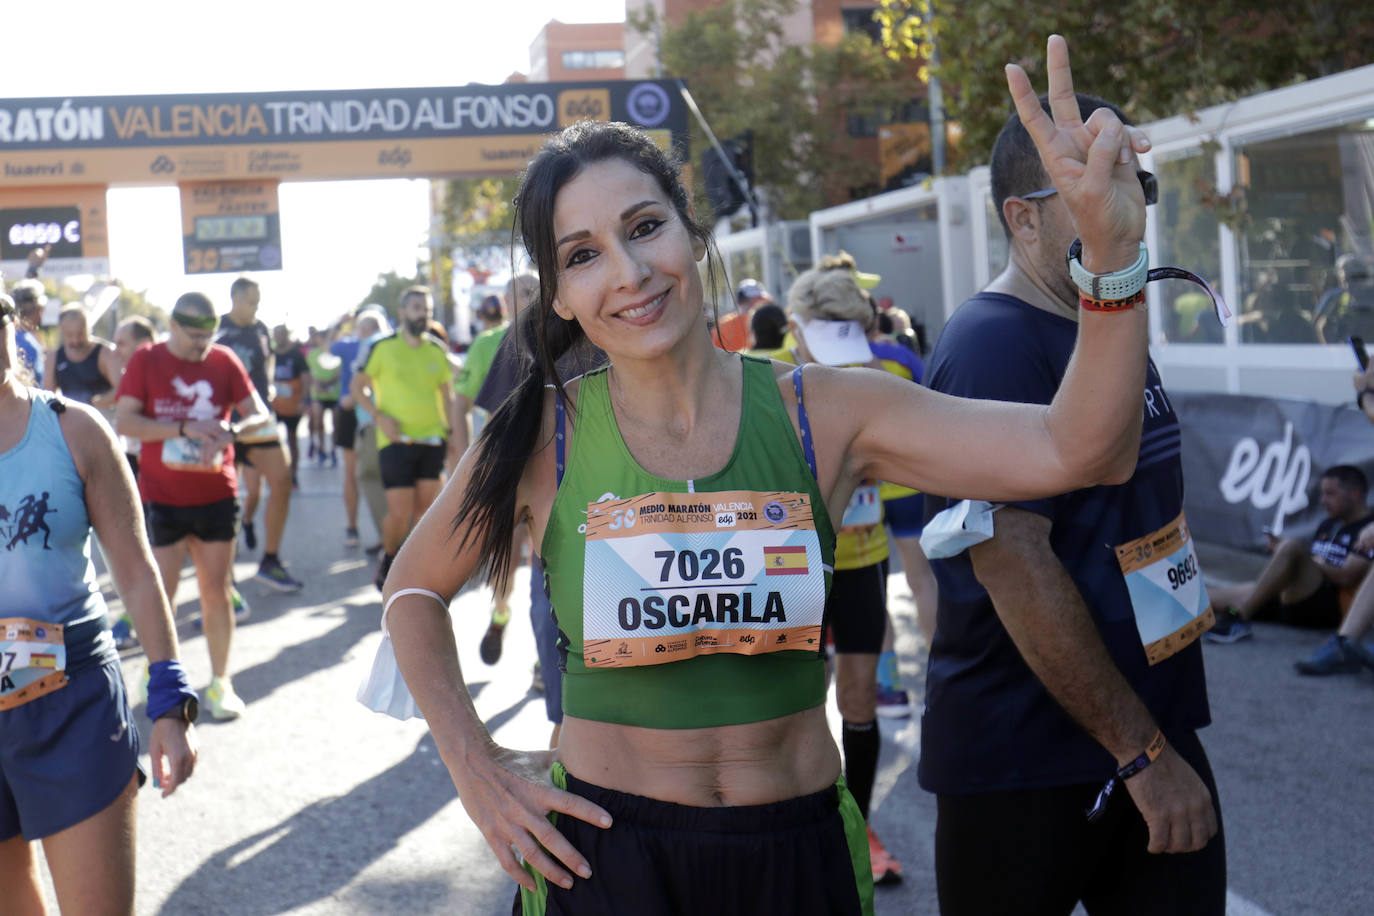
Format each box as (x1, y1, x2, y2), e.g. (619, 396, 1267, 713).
(921, 95, 1224, 915)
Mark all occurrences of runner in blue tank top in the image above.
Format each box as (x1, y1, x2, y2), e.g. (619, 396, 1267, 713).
(0, 292, 198, 914)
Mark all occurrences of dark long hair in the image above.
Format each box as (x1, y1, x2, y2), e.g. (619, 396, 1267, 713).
(452, 120, 722, 590)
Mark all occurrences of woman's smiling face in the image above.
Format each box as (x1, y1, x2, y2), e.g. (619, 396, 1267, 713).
(550, 157, 707, 361)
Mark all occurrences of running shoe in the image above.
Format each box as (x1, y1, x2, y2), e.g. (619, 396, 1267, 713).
(867, 825, 903, 886)
(242, 521, 257, 552)
(365, 542, 384, 557)
(255, 556, 304, 593)
(1203, 608, 1252, 644)
(875, 686, 912, 719)
(344, 527, 361, 548)
(230, 586, 252, 622)
(374, 553, 393, 593)
(205, 676, 246, 720)
(1294, 635, 1369, 675)
(111, 613, 139, 651)
(480, 608, 510, 665)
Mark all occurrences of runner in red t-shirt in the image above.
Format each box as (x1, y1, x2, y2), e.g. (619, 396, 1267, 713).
(115, 293, 271, 721)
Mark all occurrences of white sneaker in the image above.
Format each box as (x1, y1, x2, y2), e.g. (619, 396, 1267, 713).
(205, 676, 246, 720)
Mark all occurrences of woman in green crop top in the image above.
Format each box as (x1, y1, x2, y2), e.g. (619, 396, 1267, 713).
(382, 37, 1155, 916)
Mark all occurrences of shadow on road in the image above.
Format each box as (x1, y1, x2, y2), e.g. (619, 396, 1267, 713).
(157, 733, 508, 915)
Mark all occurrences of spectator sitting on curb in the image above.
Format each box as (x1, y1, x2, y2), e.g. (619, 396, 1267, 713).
(1207, 465, 1374, 643)
(1294, 526, 1374, 674)
(1298, 364, 1374, 673)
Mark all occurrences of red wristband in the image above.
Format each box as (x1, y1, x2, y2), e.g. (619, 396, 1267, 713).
(1079, 289, 1145, 313)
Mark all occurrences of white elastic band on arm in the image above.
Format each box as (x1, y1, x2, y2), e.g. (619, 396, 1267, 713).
(381, 587, 447, 637)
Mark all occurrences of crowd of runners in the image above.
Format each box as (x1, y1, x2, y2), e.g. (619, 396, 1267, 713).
(0, 36, 1279, 916)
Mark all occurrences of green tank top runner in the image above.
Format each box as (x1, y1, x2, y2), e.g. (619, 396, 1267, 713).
(541, 355, 836, 729)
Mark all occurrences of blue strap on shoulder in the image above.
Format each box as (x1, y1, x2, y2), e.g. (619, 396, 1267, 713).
(554, 387, 566, 487)
(791, 366, 818, 480)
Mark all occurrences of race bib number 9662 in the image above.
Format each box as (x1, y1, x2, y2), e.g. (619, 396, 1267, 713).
(1115, 511, 1214, 665)
(582, 490, 826, 668)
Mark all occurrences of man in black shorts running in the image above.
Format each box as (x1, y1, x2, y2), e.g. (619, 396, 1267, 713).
(116, 292, 272, 719)
(352, 287, 456, 589)
(216, 277, 303, 592)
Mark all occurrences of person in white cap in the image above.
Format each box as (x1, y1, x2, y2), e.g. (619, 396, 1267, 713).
(769, 256, 904, 885)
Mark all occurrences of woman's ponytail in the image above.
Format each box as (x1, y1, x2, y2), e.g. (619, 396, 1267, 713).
(450, 304, 588, 592)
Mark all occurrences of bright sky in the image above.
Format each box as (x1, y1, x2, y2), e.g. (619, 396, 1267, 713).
(6, 0, 628, 332)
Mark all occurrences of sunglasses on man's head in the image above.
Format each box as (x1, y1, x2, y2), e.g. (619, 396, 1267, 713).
(1021, 170, 1158, 207)
(172, 311, 219, 332)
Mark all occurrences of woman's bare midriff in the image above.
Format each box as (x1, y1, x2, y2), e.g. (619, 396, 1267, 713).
(556, 704, 841, 807)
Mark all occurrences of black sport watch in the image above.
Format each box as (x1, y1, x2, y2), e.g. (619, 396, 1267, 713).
(158, 695, 199, 724)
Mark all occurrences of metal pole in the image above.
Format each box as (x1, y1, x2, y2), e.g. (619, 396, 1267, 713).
(674, 80, 756, 224)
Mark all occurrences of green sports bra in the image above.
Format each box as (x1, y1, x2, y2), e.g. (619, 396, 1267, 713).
(540, 356, 836, 729)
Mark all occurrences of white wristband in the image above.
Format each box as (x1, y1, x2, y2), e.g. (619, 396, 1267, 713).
(381, 587, 447, 636)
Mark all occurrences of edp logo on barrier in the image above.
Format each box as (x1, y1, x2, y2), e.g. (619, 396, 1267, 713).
(1218, 422, 1311, 535)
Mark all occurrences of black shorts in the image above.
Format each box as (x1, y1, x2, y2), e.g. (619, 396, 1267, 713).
(514, 766, 873, 915)
(334, 407, 358, 450)
(379, 442, 445, 489)
(825, 559, 888, 654)
(1253, 580, 1343, 629)
(278, 413, 303, 440)
(146, 497, 240, 547)
(316, 398, 339, 410)
(934, 728, 1226, 916)
(233, 439, 283, 469)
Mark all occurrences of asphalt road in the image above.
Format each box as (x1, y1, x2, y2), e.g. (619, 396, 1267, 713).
(39, 458, 1373, 915)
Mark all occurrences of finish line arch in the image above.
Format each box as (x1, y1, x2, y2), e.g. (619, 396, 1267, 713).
(0, 80, 688, 279)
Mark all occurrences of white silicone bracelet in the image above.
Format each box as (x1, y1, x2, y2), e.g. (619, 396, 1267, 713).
(381, 587, 447, 636)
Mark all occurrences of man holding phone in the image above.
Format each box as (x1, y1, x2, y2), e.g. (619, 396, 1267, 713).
(1207, 465, 1374, 642)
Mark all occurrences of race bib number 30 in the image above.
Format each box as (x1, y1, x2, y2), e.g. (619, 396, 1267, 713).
(582, 490, 826, 668)
(0, 617, 68, 710)
(1115, 511, 1214, 665)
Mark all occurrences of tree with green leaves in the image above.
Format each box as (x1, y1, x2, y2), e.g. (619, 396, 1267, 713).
(357, 267, 427, 325)
(433, 177, 523, 310)
(631, 0, 918, 220)
(875, 0, 1373, 170)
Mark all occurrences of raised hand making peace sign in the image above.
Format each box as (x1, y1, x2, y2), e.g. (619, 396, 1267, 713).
(1005, 35, 1153, 276)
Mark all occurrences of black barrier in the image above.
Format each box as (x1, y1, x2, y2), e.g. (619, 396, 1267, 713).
(1174, 392, 1374, 552)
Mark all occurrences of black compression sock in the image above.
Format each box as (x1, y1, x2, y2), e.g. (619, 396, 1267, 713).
(842, 719, 880, 819)
(262, 552, 279, 564)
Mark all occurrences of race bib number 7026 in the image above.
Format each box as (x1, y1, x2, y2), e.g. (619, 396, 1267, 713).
(581, 490, 826, 668)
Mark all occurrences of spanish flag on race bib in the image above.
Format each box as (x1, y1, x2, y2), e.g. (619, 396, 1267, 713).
(763, 545, 808, 575)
